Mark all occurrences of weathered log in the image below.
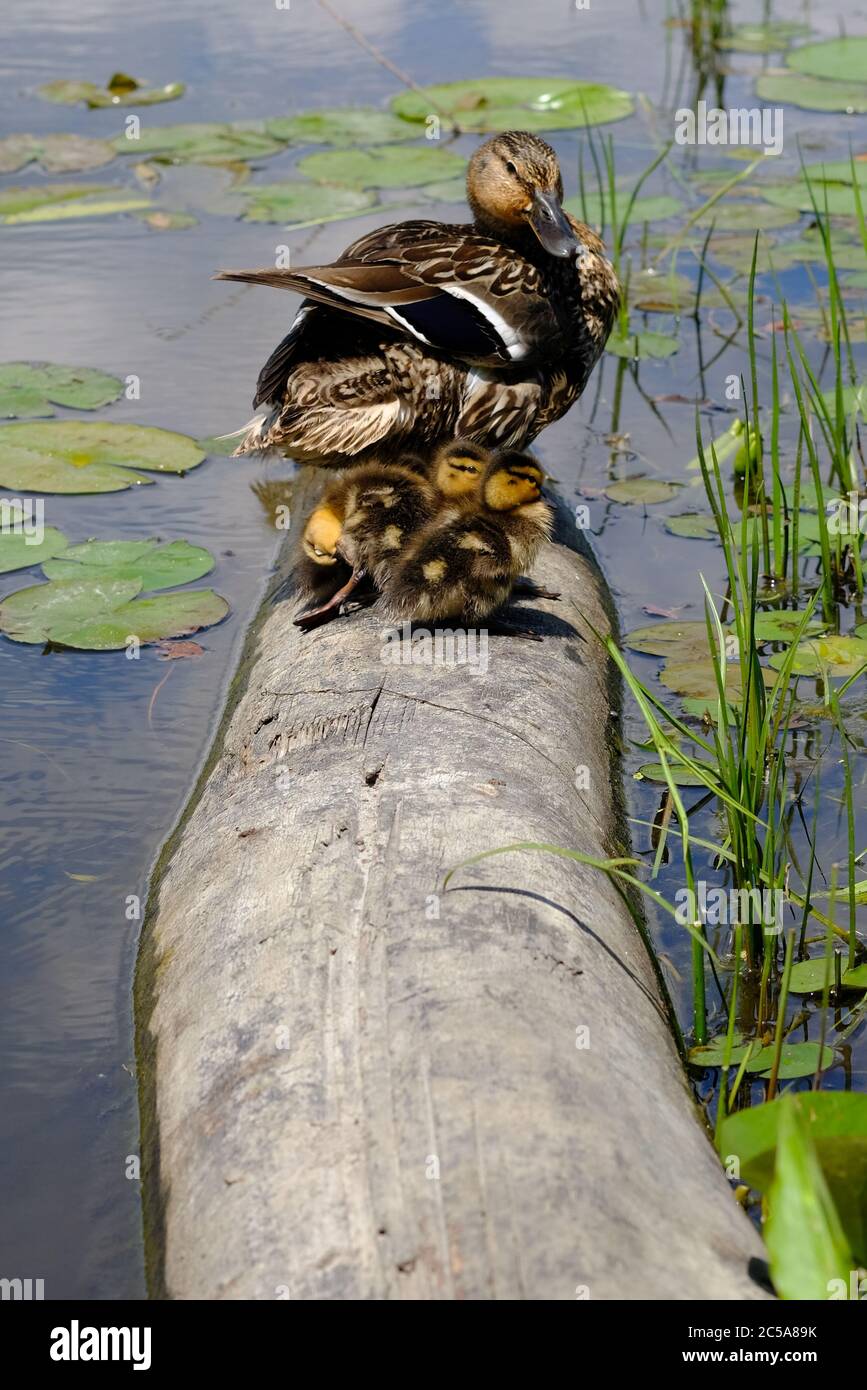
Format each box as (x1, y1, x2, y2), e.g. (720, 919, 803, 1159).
(136, 471, 769, 1301)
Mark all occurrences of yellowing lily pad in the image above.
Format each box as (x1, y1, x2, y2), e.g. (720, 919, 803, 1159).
(42, 538, 214, 590)
(390, 78, 634, 132)
(605, 331, 679, 360)
(264, 108, 418, 145)
(0, 575, 227, 649)
(661, 659, 774, 701)
(605, 477, 680, 503)
(0, 504, 68, 573)
(0, 422, 205, 494)
(37, 75, 185, 108)
(769, 635, 867, 678)
(298, 144, 466, 189)
(0, 133, 116, 174)
(1, 194, 152, 225)
(623, 620, 716, 659)
(0, 363, 123, 419)
(240, 181, 376, 225)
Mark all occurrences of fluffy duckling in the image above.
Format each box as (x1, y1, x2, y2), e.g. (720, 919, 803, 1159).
(293, 441, 491, 630)
(382, 450, 554, 637)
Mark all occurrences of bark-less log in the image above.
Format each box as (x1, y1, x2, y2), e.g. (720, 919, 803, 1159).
(135, 472, 770, 1300)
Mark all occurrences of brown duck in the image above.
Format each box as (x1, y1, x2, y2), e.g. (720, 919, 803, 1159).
(217, 130, 620, 464)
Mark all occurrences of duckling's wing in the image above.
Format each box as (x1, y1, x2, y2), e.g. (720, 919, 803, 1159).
(217, 222, 556, 369)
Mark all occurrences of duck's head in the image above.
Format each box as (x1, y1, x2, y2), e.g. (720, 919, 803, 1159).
(467, 131, 583, 259)
(484, 451, 545, 511)
(302, 504, 342, 565)
(433, 439, 490, 498)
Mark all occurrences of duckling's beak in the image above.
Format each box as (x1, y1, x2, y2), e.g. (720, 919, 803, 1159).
(530, 189, 582, 258)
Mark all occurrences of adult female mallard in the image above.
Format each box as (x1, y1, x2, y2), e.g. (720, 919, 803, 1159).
(217, 130, 620, 464)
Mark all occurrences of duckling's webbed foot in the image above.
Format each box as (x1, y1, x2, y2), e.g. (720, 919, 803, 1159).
(511, 577, 561, 602)
(294, 569, 368, 631)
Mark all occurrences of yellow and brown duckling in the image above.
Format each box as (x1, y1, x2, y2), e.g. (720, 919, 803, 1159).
(217, 130, 620, 464)
(381, 450, 554, 638)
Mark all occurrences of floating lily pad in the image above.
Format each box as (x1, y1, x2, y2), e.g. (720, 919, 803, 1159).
(265, 107, 418, 146)
(0, 183, 110, 218)
(681, 696, 739, 723)
(564, 192, 684, 227)
(420, 177, 468, 203)
(0, 575, 227, 649)
(605, 331, 679, 360)
(37, 75, 185, 108)
(788, 958, 838, 994)
(605, 477, 680, 504)
(843, 964, 867, 990)
(132, 209, 198, 230)
(0, 132, 116, 174)
(743, 1040, 835, 1079)
(718, 21, 812, 53)
(664, 513, 719, 540)
(0, 363, 123, 419)
(112, 121, 285, 164)
(755, 73, 867, 115)
(762, 181, 866, 218)
(0, 422, 205, 494)
(697, 200, 800, 231)
(42, 538, 214, 590)
(635, 761, 710, 786)
(0, 504, 68, 573)
(769, 634, 867, 678)
(1, 193, 151, 225)
(390, 78, 634, 132)
(752, 611, 827, 643)
(240, 181, 376, 225)
(661, 659, 774, 701)
(624, 619, 716, 659)
(689, 1031, 754, 1066)
(628, 269, 703, 314)
(787, 36, 867, 83)
(298, 144, 466, 190)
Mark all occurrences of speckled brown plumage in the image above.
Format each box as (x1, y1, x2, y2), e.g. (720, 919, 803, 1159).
(217, 131, 620, 464)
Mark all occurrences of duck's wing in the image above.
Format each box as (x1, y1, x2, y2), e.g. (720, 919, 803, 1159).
(216, 220, 554, 370)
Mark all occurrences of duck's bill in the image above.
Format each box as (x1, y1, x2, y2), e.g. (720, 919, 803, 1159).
(530, 190, 583, 258)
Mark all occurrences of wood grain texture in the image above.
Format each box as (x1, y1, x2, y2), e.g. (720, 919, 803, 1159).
(136, 472, 769, 1301)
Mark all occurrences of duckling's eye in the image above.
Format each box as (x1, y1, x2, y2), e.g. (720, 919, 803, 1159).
(505, 160, 517, 176)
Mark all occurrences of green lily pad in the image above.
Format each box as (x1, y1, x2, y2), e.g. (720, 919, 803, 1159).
(755, 73, 867, 115)
(697, 200, 800, 231)
(664, 513, 719, 540)
(623, 620, 716, 659)
(788, 958, 839, 994)
(720, 1091, 867, 1264)
(752, 611, 827, 643)
(240, 181, 376, 225)
(564, 192, 684, 228)
(390, 78, 634, 132)
(769, 634, 867, 678)
(661, 659, 775, 701)
(635, 761, 710, 786)
(0, 183, 111, 218)
(0, 504, 68, 573)
(605, 477, 680, 503)
(264, 107, 418, 146)
(762, 181, 867, 218)
(37, 75, 185, 108)
(787, 36, 867, 83)
(681, 696, 739, 723)
(112, 121, 285, 165)
(420, 177, 468, 203)
(605, 331, 679, 360)
(42, 538, 214, 590)
(743, 1040, 835, 1079)
(689, 1031, 754, 1066)
(843, 964, 867, 990)
(0, 575, 227, 649)
(0, 363, 124, 419)
(1, 193, 152, 225)
(718, 21, 812, 53)
(298, 144, 466, 190)
(0, 422, 205, 494)
(628, 269, 713, 314)
(0, 132, 116, 174)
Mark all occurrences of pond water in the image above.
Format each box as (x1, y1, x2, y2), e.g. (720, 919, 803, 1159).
(1, 0, 865, 1297)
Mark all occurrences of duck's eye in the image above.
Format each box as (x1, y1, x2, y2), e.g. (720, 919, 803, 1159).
(505, 160, 517, 176)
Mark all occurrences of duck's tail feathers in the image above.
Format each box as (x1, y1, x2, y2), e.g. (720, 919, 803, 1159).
(217, 408, 280, 457)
